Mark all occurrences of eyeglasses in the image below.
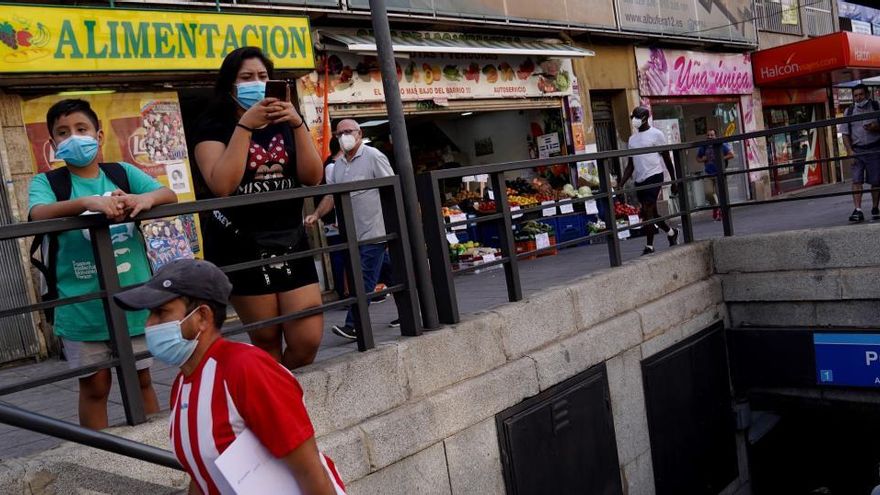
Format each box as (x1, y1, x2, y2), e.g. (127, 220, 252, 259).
(334, 129, 359, 137)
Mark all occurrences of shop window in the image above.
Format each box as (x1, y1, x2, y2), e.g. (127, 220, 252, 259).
(642, 323, 739, 495)
(803, 0, 835, 36)
(496, 364, 623, 495)
(755, 0, 803, 35)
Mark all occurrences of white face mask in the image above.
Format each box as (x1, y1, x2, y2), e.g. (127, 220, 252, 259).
(339, 133, 358, 151)
(631, 117, 644, 130)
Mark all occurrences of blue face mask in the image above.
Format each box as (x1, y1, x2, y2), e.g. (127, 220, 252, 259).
(234, 81, 266, 110)
(55, 135, 99, 167)
(144, 307, 202, 367)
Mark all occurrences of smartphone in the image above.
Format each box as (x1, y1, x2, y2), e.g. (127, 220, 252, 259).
(265, 80, 289, 101)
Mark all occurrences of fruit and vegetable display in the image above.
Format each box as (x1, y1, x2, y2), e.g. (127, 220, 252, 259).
(520, 220, 554, 237)
(614, 201, 640, 220)
(587, 220, 606, 233)
(441, 206, 464, 218)
(561, 184, 593, 199)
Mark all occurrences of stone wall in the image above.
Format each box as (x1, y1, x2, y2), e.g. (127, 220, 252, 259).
(716, 223, 880, 329)
(303, 242, 735, 494)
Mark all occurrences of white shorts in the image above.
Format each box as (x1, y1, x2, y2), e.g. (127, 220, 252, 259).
(62, 336, 153, 375)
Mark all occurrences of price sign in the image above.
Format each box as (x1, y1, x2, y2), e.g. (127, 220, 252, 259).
(461, 176, 477, 182)
(541, 201, 557, 217)
(585, 200, 599, 215)
(627, 214, 641, 226)
(446, 232, 459, 245)
(482, 253, 497, 263)
(511, 206, 523, 219)
(487, 190, 495, 200)
(559, 202, 574, 214)
(535, 232, 550, 250)
(476, 174, 489, 182)
(449, 213, 467, 231)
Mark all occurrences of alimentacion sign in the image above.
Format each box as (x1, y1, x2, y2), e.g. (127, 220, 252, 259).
(0, 5, 314, 73)
(815, 333, 880, 387)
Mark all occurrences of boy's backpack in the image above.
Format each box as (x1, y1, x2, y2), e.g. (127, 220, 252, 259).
(28, 163, 131, 323)
(846, 99, 880, 137)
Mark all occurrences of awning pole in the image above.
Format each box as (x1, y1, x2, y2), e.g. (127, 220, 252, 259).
(367, 0, 440, 330)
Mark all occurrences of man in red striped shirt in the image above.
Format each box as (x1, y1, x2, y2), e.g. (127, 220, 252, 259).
(115, 259, 344, 495)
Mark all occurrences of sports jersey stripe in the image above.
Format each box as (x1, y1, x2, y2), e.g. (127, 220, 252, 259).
(170, 379, 190, 474)
(321, 453, 347, 494)
(177, 382, 209, 494)
(223, 381, 245, 436)
(195, 359, 225, 494)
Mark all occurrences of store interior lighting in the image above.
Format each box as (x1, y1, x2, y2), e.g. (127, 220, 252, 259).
(57, 90, 117, 96)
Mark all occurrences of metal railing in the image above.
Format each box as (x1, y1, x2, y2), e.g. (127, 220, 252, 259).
(0, 175, 425, 466)
(1, 110, 880, 471)
(420, 110, 880, 324)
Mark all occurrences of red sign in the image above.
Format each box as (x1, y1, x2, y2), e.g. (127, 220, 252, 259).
(761, 88, 828, 106)
(753, 32, 880, 87)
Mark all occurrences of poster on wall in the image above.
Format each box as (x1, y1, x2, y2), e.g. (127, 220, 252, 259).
(300, 51, 573, 105)
(635, 47, 754, 97)
(22, 91, 203, 263)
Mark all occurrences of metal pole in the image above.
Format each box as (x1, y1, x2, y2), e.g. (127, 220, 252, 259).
(335, 193, 375, 351)
(599, 158, 622, 266)
(714, 143, 734, 236)
(0, 401, 181, 470)
(671, 149, 693, 243)
(90, 226, 146, 426)
(368, 0, 439, 330)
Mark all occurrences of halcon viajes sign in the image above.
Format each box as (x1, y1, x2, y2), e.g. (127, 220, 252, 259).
(0, 5, 314, 73)
(635, 47, 754, 96)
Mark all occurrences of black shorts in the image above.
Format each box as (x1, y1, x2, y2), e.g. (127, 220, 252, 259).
(635, 173, 664, 205)
(204, 226, 319, 297)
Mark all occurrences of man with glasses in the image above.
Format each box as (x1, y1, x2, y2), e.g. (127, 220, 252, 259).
(839, 84, 880, 222)
(318, 120, 396, 340)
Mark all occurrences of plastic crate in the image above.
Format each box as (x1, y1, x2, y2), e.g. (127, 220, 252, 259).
(555, 213, 587, 247)
(515, 235, 557, 259)
(476, 221, 517, 248)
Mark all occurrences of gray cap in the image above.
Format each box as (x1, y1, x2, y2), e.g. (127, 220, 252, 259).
(115, 259, 232, 311)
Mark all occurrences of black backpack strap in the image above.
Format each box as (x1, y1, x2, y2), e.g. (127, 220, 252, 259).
(99, 162, 131, 194)
(29, 167, 73, 307)
(44, 167, 73, 203)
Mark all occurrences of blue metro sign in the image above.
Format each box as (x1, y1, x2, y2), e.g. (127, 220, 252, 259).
(814, 333, 880, 387)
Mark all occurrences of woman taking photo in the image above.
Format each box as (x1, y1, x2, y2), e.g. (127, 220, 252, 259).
(193, 46, 324, 369)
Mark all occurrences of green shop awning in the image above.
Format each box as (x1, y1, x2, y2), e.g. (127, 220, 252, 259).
(318, 30, 594, 58)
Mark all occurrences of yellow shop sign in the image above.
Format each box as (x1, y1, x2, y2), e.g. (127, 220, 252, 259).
(0, 5, 314, 73)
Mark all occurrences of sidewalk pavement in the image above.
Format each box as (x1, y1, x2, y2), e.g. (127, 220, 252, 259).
(0, 182, 868, 461)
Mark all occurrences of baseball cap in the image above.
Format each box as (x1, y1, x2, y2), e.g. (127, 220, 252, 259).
(115, 259, 232, 311)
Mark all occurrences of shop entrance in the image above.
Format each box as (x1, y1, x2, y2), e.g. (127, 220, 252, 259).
(749, 404, 880, 493)
(651, 101, 751, 207)
(764, 104, 827, 195)
(590, 92, 622, 178)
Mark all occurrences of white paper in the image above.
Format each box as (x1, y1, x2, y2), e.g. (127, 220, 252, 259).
(482, 253, 496, 263)
(559, 202, 574, 214)
(627, 214, 641, 226)
(446, 232, 459, 245)
(449, 213, 467, 231)
(585, 200, 599, 215)
(541, 201, 557, 217)
(164, 161, 191, 195)
(461, 176, 476, 182)
(535, 232, 550, 250)
(617, 229, 630, 240)
(511, 206, 523, 219)
(476, 174, 489, 182)
(215, 429, 302, 495)
(487, 190, 494, 200)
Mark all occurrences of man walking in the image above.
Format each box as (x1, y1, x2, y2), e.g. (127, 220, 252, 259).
(619, 106, 679, 255)
(115, 259, 345, 495)
(317, 120, 395, 340)
(839, 84, 880, 222)
(696, 128, 735, 221)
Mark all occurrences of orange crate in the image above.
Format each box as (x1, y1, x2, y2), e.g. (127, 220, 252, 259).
(515, 236, 557, 259)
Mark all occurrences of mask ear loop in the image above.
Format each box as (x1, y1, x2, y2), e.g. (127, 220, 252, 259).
(181, 305, 206, 342)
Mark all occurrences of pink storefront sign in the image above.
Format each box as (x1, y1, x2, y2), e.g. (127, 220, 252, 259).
(636, 47, 754, 97)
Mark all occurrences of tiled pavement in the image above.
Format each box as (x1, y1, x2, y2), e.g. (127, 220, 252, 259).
(0, 182, 866, 461)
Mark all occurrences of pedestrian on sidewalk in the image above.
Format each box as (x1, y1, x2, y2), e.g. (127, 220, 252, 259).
(696, 128, 734, 221)
(115, 259, 345, 495)
(619, 106, 679, 255)
(192, 47, 325, 369)
(28, 99, 177, 429)
(838, 83, 880, 222)
(314, 120, 398, 340)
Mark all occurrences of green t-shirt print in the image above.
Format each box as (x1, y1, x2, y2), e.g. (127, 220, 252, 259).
(28, 163, 163, 342)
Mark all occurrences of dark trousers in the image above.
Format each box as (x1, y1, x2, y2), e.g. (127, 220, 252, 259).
(345, 243, 387, 328)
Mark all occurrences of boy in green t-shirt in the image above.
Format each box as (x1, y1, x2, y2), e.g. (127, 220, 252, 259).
(28, 99, 177, 429)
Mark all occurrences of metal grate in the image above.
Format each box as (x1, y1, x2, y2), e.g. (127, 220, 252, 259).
(755, 0, 803, 35)
(803, 0, 835, 37)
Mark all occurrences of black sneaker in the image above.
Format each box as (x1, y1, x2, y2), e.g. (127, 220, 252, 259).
(667, 228, 679, 246)
(873, 207, 880, 220)
(388, 319, 400, 328)
(331, 325, 357, 340)
(849, 209, 865, 223)
(641, 246, 655, 256)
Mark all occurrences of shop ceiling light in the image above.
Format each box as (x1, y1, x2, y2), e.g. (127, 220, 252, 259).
(461, 112, 473, 116)
(58, 90, 117, 96)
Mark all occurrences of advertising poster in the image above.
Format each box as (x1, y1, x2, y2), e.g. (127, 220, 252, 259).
(617, 0, 756, 43)
(22, 91, 203, 265)
(303, 51, 573, 105)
